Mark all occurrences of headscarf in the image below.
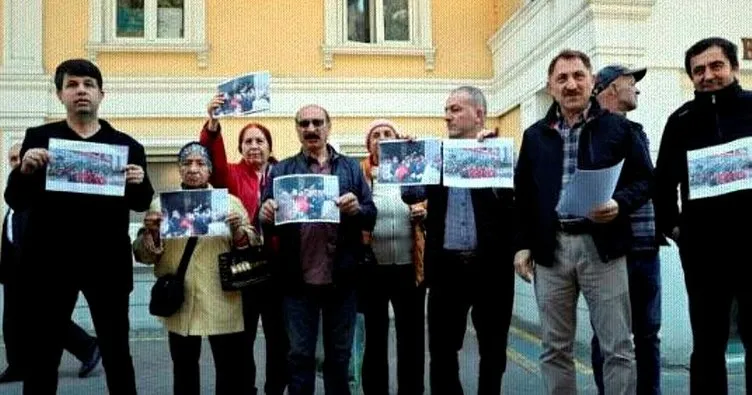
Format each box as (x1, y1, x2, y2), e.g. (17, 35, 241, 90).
(178, 142, 213, 173)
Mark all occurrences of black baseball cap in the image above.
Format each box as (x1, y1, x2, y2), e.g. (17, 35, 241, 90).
(593, 65, 646, 96)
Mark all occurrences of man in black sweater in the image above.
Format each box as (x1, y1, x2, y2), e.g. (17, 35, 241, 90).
(4, 59, 154, 394)
(654, 37, 752, 395)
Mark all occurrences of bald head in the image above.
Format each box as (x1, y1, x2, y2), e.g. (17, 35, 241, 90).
(8, 143, 21, 170)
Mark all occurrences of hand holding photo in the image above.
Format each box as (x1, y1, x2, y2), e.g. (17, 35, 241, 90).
(213, 71, 271, 117)
(45, 138, 129, 196)
(159, 189, 230, 238)
(377, 139, 442, 185)
(442, 137, 514, 188)
(273, 175, 340, 225)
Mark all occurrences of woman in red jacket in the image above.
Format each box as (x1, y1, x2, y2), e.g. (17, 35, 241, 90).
(200, 94, 278, 224)
(199, 94, 288, 395)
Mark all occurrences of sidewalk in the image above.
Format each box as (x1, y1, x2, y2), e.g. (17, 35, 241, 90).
(0, 322, 746, 394)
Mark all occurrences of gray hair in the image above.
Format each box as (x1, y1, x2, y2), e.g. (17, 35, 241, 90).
(450, 86, 487, 117)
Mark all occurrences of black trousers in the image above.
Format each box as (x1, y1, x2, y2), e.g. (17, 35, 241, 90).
(2, 279, 97, 372)
(427, 252, 515, 395)
(361, 264, 426, 395)
(242, 281, 289, 395)
(681, 244, 752, 395)
(19, 279, 136, 395)
(168, 331, 254, 395)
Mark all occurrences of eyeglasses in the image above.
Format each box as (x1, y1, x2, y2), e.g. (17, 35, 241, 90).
(297, 119, 325, 128)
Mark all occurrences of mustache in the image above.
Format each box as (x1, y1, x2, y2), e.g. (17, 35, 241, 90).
(304, 132, 320, 139)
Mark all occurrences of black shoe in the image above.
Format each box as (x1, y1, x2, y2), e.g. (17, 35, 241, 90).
(78, 346, 101, 378)
(0, 367, 22, 383)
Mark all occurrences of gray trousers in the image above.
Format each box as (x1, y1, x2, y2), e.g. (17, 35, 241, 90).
(534, 232, 636, 395)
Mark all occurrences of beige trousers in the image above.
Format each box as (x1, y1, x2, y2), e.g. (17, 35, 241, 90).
(534, 232, 636, 395)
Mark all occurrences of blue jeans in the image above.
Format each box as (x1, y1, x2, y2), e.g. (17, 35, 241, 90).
(349, 313, 366, 394)
(592, 251, 662, 395)
(284, 285, 357, 395)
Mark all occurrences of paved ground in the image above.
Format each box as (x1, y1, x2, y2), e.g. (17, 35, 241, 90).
(0, 323, 745, 394)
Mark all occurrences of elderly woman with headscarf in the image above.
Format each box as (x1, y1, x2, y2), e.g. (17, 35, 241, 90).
(132, 142, 259, 395)
(357, 119, 428, 395)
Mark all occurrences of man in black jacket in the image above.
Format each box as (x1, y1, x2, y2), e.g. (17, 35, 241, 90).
(514, 50, 653, 395)
(0, 143, 102, 384)
(654, 37, 752, 395)
(402, 86, 515, 395)
(4, 59, 154, 394)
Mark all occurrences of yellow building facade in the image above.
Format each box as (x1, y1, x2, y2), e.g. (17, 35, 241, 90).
(0, 0, 526, 198)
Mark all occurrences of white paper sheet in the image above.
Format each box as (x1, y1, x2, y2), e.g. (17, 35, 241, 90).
(556, 159, 624, 217)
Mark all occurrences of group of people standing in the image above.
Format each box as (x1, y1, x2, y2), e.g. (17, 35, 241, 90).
(1, 35, 751, 395)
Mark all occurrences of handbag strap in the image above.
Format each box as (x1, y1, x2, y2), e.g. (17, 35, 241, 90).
(175, 236, 199, 280)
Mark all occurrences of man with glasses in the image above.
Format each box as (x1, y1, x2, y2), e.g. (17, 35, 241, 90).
(259, 104, 377, 395)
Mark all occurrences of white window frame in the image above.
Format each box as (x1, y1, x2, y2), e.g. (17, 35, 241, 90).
(323, 0, 435, 71)
(87, 0, 209, 67)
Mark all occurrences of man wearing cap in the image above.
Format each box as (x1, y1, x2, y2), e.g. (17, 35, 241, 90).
(591, 65, 663, 395)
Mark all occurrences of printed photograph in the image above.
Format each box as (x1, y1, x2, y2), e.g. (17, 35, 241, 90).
(213, 71, 271, 117)
(442, 137, 515, 188)
(45, 138, 129, 196)
(159, 189, 230, 238)
(273, 175, 340, 225)
(377, 139, 442, 185)
(688, 136, 752, 200)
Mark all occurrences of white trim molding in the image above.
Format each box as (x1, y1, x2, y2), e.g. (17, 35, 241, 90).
(86, 0, 209, 67)
(486, 0, 657, 120)
(0, 75, 489, 120)
(322, 0, 435, 70)
(1, 0, 44, 75)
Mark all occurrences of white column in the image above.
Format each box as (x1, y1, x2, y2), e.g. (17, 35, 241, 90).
(1, 0, 44, 75)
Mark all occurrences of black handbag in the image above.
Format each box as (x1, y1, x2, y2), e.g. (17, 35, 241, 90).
(149, 236, 199, 317)
(217, 245, 270, 291)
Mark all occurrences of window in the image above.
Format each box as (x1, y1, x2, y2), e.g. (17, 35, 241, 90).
(347, 0, 410, 43)
(323, 0, 435, 70)
(87, 0, 208, 67)
(115, 0, 184, 39)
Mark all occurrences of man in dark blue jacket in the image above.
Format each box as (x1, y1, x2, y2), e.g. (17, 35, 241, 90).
(259, 104, 377, 395)
(513, 50, 653, 395)
(654, 37, 752, 395)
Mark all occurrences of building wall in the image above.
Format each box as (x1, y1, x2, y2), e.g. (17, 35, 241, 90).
(41, 0, 495, 79)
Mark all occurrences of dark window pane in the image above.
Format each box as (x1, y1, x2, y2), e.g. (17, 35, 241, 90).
(347, 0, 371, 43)
(384, 0, 409, 41)
(116, 0, 145, 38)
